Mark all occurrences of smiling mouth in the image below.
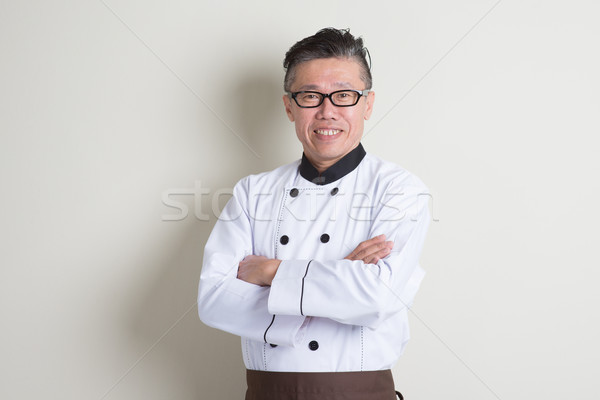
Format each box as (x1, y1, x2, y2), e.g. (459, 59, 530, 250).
(315, 129, 341, 136)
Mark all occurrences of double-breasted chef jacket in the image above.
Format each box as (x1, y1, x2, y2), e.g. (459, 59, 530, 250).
(198, 144, 430, 372)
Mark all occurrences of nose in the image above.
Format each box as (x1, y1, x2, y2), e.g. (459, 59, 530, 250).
(315, 96, 338, 119)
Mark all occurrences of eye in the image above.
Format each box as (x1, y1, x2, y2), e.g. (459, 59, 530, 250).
(300, 93, 319, 100)
(332, 91, 358, 103)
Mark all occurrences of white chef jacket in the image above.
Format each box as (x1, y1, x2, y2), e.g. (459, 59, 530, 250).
(198, 144, 430, 372)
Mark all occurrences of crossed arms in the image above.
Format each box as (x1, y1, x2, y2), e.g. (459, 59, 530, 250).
(198, 176, 430, 346)
(237, 234, 394, 286)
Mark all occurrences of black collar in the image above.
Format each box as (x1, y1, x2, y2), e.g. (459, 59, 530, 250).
(299, 143, 366, 185)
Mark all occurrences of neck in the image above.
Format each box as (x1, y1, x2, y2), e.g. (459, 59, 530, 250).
(299, 144, 367, 186)
(307, 158, 338, 174)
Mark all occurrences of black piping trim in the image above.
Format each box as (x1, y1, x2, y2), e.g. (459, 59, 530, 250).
(263, 315, 276, 343)
(300, 260, 313, 316)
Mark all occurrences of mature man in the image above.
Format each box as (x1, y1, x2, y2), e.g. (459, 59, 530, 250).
(198, 28, 430, 400)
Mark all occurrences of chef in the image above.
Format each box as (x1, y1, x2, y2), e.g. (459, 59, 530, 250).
(198, 28, 430, 400)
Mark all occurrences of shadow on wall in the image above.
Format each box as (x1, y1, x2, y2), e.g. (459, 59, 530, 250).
(232, 65, 302, 173)
(118, 69, 292, 399)
(130, 221, 246, 400)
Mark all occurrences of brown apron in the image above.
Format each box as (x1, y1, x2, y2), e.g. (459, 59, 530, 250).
(245, 369, 403, 400)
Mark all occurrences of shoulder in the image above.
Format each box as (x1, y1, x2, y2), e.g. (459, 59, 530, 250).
(360, 154, 429, 193)
(359, 154, 431, 219)
(233, 160, 300, 198)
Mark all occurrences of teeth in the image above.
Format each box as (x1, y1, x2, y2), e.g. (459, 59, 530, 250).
(315, 129, 341, 136)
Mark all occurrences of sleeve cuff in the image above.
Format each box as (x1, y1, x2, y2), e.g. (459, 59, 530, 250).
(268, 259, 311, 316)
(264, 314, 309, 347)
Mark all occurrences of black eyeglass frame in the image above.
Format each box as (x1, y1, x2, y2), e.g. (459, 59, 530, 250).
(288, 89, 371, 108)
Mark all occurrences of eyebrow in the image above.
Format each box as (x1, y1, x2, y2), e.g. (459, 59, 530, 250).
(296, 82, 354, 91)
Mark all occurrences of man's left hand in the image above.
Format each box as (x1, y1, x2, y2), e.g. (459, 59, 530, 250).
(237, 255, 281, 286)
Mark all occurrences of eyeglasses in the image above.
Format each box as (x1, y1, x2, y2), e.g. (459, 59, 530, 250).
(289, 89, 370, 108)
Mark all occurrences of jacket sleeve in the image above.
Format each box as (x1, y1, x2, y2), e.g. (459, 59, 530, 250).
(267, 179, 430, 329)
(197, 180, 307, 347)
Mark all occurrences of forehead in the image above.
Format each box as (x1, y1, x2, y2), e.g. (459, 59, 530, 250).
(291, 57, 364, 91)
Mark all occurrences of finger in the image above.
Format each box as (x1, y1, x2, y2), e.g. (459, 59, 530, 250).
(345, 235, 390, 260)
(369, 247, 390, 264)
(353, 234, 386, 252)
(362, 244, 393, 264)
(364, 248, 387, 264)
(385, 241, 394, 251)
(356, 240, 391, 259)
(347, 236, 386, 259)
(360, 234, 386, 248)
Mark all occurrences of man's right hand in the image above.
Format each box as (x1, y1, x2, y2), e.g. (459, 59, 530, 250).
(344, 234, 394, 265)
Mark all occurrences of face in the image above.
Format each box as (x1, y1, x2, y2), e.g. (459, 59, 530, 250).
(283, 57, 375, 172)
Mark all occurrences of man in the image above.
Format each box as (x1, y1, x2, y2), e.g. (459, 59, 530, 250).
(198, 28, 430, 400)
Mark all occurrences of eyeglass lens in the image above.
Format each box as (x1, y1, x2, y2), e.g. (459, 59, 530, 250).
(295, 91, 360, 107)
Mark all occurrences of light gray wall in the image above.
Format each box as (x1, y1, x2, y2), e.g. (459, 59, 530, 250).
(1, 1, 599, 399)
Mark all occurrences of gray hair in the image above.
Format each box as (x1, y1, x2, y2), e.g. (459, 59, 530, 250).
(283, 28, 372, 92)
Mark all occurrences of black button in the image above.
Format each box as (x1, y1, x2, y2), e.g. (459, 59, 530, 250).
(308, 340, 319, 351)
(320, 234, 330, 243)
(330, 187, 339, 196)
(270, 344, 278, 348)
(280, 235, 289, 245)
(290, 188, 299, 197)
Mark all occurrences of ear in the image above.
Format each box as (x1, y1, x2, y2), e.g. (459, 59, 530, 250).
(282, 94, 295, 122)
(364, 91, 375, 120)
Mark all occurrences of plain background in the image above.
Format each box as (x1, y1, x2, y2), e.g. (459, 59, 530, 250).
(1, 0, 599, 399)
